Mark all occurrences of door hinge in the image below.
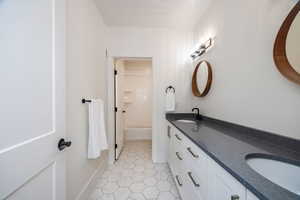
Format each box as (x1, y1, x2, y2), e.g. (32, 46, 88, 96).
(114, 70, 117, 75)
(115, 107, 118, 112)
(105, 48, 108, 57)
(115, 144, 118, 149)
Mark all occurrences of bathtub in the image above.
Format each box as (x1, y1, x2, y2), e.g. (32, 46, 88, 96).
(125, 128, 152, 141)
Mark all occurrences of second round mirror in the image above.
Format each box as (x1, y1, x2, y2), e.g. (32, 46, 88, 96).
(274, 1, 300, 85)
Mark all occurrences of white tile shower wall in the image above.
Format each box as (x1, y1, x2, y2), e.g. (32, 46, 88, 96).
(123, 60, 152, 129)
(109, 27, 194, 163)
(189, 0, 300, 140)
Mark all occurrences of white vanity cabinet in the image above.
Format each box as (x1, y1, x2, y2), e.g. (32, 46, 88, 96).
(181, 133, 209, 200)
(209, 161, 246, 200)
(167, 123, 207, 200)
(167, 123, 186, 172)
(167, 121, 251, 200)
(247, 190, 260, 200)
(167, 122, 193, 200)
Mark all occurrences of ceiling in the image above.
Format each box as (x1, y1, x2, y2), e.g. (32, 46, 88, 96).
(94, 0, 211, 29)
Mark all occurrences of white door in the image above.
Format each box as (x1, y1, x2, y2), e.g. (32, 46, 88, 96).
(0, 0, 66, 199)
(115, 68, 124, 160)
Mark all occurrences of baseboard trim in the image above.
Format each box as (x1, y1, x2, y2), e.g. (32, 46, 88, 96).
(75, 151, 108, 200)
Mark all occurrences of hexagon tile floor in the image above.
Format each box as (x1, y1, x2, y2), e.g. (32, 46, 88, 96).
(89, 140, 182, 200)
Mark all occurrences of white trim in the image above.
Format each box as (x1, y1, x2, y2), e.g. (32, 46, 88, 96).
(106, 55, 116, 164)
(51, 0, 56, 133)
(75, 152, 108, 200)
(106, 55, 157, 164)
(123, 72, 152, 77)
(52, 161, 56, 200)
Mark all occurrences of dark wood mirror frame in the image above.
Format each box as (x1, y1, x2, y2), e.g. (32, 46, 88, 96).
(192, 60, 213, 97)
(273, 1, 300, 85)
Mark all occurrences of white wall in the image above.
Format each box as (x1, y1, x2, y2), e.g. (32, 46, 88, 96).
(189, 0, 300, 140)
(66, 0, 109, 199)
(123, 60, 153, 128)
(109, 27, 193, 162)
(106, 0, 300, 164)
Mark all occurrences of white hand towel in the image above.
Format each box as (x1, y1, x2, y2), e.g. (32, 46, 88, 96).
(165, 91, 176, 112)
(88, 99, 108, 159)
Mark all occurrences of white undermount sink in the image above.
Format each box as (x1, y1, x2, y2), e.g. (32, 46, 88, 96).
(175, 119, 196, 124)
(246, 156, 300, 195)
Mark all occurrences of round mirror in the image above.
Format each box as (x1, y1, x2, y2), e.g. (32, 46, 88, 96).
(286, 8, 300, 74)
(192, 60, 212, 97)
(274, 1, 300, 85)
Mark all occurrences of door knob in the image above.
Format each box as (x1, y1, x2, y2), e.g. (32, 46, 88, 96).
(58, 138, 72, 151)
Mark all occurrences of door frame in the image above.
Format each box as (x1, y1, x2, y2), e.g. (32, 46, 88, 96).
(114, 66, 116, 160)
(106, 56, 155, 164)
(113, 66, 117, 160)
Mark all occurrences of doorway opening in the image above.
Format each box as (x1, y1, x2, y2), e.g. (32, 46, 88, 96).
(114, 58, 153, 160)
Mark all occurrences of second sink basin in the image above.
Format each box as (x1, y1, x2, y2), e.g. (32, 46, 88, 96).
(246, 155, 300, 195)
(175, 119, 196, 124)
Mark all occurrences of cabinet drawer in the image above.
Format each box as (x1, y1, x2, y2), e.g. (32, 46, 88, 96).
(172, 168, 194, 200)
(209, 159, 246, 200)
(182, 137, 207, 167)
(172, 144, 185, 171)
(173, 129, 185, 146)
(167, 122, 175, 139)
(184, 169, 206, 200)
(173, 169, 199, 200)
(172, 172, 184, 199)
(168, 124, 185, 175)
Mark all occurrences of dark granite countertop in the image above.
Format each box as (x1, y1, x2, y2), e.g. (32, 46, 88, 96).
(166, 113, 300, 200)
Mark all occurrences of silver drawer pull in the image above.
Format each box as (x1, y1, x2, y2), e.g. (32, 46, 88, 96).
(188, 172, 200, 187)
(176, 152, 183, 160)
(231, 195, 240, 200)
(187, 147, 199, 158)
(167, 126, 171, 138)
(175, 134, 182, 141)
(175, 175, 183, 187)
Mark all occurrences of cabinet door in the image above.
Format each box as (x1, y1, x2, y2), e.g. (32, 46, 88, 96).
(173, 169, 196, 200)
(167, 125, 183, 173)
(184, 167, 206, 200)
(182, 136, 208, 200)
(173, 171, 185, 198)
(210, 162, 246, 200)
(169, 127, 185, 173)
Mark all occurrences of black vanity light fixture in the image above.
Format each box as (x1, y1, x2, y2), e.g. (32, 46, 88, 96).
(191, 38, 213, 60)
